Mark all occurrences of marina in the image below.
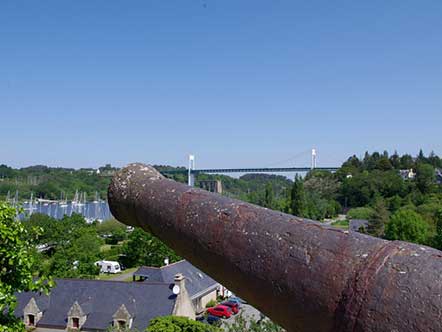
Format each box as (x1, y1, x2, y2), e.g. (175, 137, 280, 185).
(6, 191, 113, 222)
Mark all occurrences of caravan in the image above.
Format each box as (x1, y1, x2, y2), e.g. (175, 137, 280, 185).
(95, 260, 121, 274)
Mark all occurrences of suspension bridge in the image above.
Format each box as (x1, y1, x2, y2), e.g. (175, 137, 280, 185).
(161, 149, 339, 186)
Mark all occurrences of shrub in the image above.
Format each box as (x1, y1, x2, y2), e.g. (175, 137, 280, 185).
(205, 299, 217, 308)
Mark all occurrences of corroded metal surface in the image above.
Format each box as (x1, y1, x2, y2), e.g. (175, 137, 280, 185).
(108, 163, 442, 332)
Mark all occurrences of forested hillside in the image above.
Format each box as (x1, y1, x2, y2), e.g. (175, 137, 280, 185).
(2, 150, 442, 249)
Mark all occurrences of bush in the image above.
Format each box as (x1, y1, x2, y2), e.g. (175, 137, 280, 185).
(147, 315, 220, 332)
(347, 207, 375, 220)
(205, 299, 217, 308)
(385, 210, 429, 244)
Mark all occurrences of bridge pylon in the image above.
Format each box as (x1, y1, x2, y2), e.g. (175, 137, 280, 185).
(311, 148, 317, 170)
(188, 154, 195, 187)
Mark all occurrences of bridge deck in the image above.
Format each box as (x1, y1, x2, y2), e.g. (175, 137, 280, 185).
(162, 167, 339, 174)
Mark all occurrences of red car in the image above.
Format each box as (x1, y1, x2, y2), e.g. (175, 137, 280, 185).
(207, 305, 233, 318)
(221, 301, 239, 314)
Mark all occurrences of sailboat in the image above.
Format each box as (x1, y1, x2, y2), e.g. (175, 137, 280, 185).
(13, 190, 19, 207)
(59, 191, 67, 206)
(24, 193, 36, 215)
(93, 191, 99, 204)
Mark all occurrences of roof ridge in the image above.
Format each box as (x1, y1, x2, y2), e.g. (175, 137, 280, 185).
(159, 259, 186, 269)
(54, 278, 172, 286)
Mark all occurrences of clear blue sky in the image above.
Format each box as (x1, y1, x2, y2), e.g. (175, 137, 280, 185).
(1, 1, 441, 169)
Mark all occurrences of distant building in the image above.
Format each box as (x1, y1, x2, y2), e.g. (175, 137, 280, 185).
(198, 180, 223, 194)
(436, 168, 442, 184)
(349, 219, 368, 233)
(399, 169, 416, 180)
(14, 278, 194, 331)
(133, 260, 220, 313)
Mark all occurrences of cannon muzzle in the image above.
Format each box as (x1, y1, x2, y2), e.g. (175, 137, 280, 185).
(108, 163, 442, 332)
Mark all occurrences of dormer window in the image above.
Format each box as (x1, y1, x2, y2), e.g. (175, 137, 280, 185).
(23, 297, 42, 327)
(28, 314, 35, 326)
(72, 317, 80, 328)
(67, 301, 86, 330)
(112, 304, 132, 330)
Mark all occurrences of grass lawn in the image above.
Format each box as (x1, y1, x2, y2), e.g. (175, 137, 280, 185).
(330, 219, 349, 230)
(96, 267, 139, 281)
(100, 244, 113, 252)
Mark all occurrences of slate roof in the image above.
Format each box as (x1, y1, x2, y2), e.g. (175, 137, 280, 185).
(134, 260, 219, 298)
(349, 219, 369, 232)
(14, 279, 176, 331)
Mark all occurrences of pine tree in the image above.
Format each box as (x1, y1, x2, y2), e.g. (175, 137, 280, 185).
(433, 209, 442, 250)
(264, 183, 275, 209)
(367, 200, 389, 237)
(290, 175, 306, 217)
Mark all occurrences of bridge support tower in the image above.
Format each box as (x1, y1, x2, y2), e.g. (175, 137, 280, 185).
(188, 154, 195, 187)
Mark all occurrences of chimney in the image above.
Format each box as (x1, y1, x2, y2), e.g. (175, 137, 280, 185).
(172, 273, 195, 320)
(174, 273, 184, 287)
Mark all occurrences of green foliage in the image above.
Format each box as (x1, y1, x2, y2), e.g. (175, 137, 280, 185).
(416, 163, 435, 194)
(331, 219, 349, 229)
(263, 183, 275, 209)
(223, 314, 284, 332)
(97, 219, 128, 244)
(385, 210, 429, 244)
(347, 207, 375, 220)
(25, 213, 103, 278)
(0, 202, 53, 332)
(433, 209, 442, 250)
(367, 200, 389, 237)
(147, 316, 219, 332)
(290, 175, 306, 217)
(121, 228, 181, 268)
(0, 165, 113, 201)
(205, 300, 217, 308)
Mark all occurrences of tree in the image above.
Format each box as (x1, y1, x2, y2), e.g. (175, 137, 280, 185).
(147, 316, 219, 332)
(415, 163, 435, 194)
(432, 209, 442, 250)
(367, 200, 389, 237)
(263, 183, 274, 209)
(376, 157, 393, 171)
(121, 228, 181, 268)
(30, 213, 103, 278)
(97, 219, 128, 244)
(223, 314, 284, 332)
(0, 202, 53, 332)
(346, 207, 375, 220)
(385, 210, 429, 244)
(290, 175, 306, 217)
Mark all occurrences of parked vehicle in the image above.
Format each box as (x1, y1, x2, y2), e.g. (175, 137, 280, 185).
(221, 301, 239, 314)
(207, 315, 221, 325)
(229, 296, 247, 304)
(197, 315, 221, 326)
(94, 260, 121, 274)
(207, 305, 232, 319)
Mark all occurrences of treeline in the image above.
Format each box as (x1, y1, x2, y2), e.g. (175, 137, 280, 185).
(23, 213, 181, 279)
(223, 150, 442, 250)
(0, 164, 115, 200)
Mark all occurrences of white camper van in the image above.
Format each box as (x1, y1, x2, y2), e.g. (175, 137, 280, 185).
(95, 260, 121, 274)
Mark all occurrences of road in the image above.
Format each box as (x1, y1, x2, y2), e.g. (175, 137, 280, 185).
(222, 303, 263, 327)
(97, 268, 138, 282)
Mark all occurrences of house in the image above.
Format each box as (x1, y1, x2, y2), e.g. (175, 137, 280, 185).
(399, 169, 416, 180)
(133, 260, 220, 313)
(14, 277, 195, 331)
(436, 168, 442, 184)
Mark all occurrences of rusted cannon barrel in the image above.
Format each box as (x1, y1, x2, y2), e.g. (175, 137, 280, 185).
(108, 163, 442, 332)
